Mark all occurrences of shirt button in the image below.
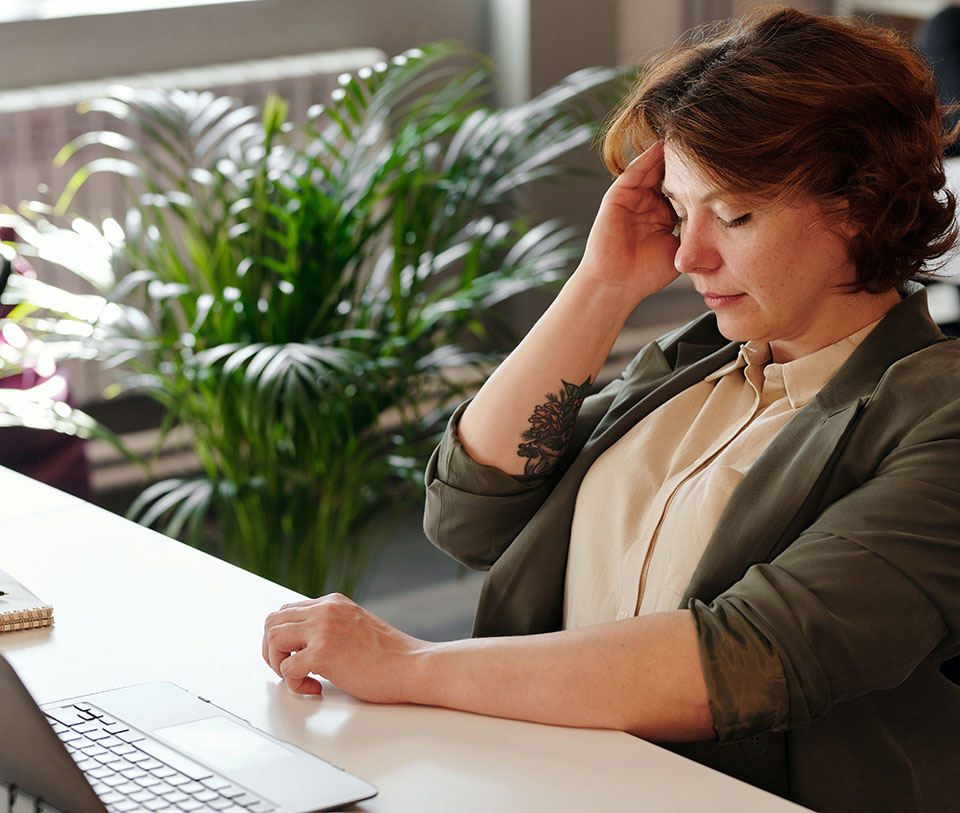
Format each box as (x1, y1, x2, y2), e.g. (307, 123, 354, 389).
(618, 610, 630, 620)
(741, 734, 769, 755)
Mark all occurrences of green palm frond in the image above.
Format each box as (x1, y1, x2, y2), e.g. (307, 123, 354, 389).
(2, 44, 628, 595)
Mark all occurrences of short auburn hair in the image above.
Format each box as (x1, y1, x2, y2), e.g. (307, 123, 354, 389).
(603, 6, 957, 293)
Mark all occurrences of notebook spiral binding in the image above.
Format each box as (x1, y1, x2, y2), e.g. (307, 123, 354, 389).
(0, 608, 54, 633)
(2, 782, 65, 813)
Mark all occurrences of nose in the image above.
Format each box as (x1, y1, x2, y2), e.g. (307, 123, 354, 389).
(673, 222, 721, 276)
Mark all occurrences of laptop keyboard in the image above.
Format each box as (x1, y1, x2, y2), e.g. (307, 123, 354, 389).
(44, 702, 277, 813)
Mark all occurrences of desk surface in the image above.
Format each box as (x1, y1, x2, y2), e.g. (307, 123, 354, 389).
(0, 466, 806, 812)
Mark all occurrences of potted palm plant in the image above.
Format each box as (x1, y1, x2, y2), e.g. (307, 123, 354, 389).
(0, 44, 622, 595)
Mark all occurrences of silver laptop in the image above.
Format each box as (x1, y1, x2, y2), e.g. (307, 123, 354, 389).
(0, 654, 377, 813)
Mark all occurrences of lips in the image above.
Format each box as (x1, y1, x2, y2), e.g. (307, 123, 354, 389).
(701, 292, 746, 309)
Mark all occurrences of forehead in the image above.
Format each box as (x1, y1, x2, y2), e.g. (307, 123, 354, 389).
(661, 142, 732, 204)
(661, 141, 794, 214)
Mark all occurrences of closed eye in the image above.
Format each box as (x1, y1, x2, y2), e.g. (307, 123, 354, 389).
(725, 213, 752, 228)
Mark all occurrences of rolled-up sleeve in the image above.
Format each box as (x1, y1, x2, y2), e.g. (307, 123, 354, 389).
(690, 405, 960, 742)
(424, 401, 557, 569)
(424, 371, 627, 570)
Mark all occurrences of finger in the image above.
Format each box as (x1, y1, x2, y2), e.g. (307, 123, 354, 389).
(263, 605, 323, 667)
(616, 142, 665, 189)
(280, 651, 324, 695)
(278, 598, 321, 611)
(264, 606, 315, 631)
(262, 630, 290, 675)
(265, 622, 308, 676)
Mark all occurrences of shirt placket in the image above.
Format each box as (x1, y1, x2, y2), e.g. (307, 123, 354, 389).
(621, 364, 766, 618)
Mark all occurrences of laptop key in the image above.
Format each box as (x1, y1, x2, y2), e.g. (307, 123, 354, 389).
(102, 774, 129, 788)
(99, 791, 125, 805)
(119, 729, 147, 743)
(45, 707, 88, 726)
(191, 789, 218, 803)
(166, 773, 193, 787)
(134, 775, 162, 788)
(162, 790, 189, 804)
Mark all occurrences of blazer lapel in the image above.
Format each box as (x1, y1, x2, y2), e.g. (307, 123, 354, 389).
(684, 285, 947, 604)
(683, 396, 867, 603)
(589, 340, 739, 453)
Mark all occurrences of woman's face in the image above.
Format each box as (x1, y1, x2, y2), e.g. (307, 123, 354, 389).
(661, 143, 892, 362)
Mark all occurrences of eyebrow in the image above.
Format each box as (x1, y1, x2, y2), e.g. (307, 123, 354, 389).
(661, 186, 721, 205)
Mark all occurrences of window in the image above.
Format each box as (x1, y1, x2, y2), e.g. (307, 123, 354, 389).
(0, 0, 260, 24)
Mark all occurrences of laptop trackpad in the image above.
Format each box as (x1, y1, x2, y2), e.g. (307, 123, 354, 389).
(156, 716, 295, 772)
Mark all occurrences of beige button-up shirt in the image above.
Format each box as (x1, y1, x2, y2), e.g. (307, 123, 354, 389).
(563, 321, 878, 629)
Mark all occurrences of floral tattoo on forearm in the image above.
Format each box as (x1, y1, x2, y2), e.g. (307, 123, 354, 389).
(517, 376, 592, 475)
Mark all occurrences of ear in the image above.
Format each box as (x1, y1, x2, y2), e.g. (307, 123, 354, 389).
(836, 217, 860, 241)
(822, 197, 860, 240)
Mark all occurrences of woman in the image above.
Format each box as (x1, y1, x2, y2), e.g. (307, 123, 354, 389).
(262, 8, 960, 810)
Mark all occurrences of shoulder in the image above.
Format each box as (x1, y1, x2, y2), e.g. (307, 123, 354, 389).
(874, 338, 960, 411)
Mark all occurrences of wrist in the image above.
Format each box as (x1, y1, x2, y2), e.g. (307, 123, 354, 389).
(561, 268, 643, 327)
(399, 640, 445, 706)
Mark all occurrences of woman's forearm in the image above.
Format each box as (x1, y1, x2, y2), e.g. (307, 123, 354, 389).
(457, 271, 638, 476)
(263, 598, 715, 741)
(457, 143, 681, 476)
(406, 610, 715, 741)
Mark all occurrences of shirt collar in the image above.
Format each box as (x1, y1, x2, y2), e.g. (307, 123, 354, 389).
(703, 319, 882, 409)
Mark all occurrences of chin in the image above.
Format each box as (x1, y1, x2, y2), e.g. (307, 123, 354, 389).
(713, 315, 758, 344)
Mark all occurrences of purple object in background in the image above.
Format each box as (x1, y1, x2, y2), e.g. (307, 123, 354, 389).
(0, 228, 93, 500)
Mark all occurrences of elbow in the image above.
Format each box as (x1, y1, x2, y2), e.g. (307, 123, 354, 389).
(624, 695, 717, 743)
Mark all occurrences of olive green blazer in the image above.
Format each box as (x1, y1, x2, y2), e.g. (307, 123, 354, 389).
(424, 286, 960, 812)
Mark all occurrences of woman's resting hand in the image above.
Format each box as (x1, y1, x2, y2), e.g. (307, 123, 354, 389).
(262, 593, 425, 702)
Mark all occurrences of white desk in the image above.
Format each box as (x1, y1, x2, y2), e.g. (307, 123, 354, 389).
(0, 466, 806, 812)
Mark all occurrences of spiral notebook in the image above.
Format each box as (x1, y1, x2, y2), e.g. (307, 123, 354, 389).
(0, 570, 53, 633)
